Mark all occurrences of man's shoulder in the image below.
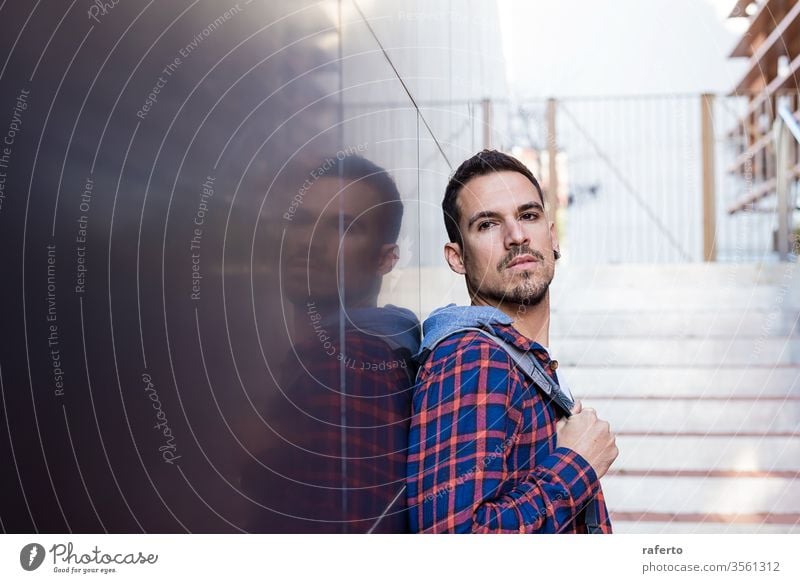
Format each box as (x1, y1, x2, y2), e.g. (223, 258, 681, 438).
(412, 329, 525, 411)
(420, 328, 516, 376)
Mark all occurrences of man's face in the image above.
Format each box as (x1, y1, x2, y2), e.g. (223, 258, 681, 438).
(283, 176, 396, 306)
(444, 170, 559, 307)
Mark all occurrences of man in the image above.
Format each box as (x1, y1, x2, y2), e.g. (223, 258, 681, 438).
(406, 149, 617, 533)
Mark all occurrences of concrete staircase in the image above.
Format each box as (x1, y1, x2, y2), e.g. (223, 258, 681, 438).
(550, 263, 800, 533)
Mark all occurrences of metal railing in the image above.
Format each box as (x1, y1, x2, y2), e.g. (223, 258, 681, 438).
(774, 104, 800, 260)
(512, 94, 707, 263)
(508, 93, 799, 264)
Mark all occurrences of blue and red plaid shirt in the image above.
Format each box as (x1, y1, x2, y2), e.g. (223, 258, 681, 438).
(406, 322, 612, 533)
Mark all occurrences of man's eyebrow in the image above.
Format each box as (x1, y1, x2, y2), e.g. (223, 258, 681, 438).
(467, 210, 501, 227)
(467, 202, 544, 227)
(518, 201, 544, 214)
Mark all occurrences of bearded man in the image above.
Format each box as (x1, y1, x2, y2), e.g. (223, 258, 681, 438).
(406, 150, 618, 533)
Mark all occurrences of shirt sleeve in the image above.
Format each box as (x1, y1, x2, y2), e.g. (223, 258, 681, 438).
(406, 334, 600, 533)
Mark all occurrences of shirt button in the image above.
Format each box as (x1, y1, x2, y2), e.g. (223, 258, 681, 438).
(549, 359, 559, 371)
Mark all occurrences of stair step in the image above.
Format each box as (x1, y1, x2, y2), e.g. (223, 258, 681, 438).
(552, 338, 800, 366)
(561, 367, 800, 397)
(602, 475, 800, 514)
(550, 284, 800, 311)
(551, 263, 800, 289)
(551, 311, 798, 337)
(609, 469, 800, 478)
(612, 518, 800, 534)
(581, 398, 800, 434)
(613, 435, 800, 472)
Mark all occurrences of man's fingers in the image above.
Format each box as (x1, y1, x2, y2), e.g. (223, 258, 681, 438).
(571, 400, 582, 415)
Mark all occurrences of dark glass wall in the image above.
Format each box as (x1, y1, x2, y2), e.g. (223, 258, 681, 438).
(0, 0, 507, 533)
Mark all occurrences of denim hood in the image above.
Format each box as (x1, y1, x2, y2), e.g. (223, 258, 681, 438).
(320, 304, 421, 355)
(416, 303, 513, 359)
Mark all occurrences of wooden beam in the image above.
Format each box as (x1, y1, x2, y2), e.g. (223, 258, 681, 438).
(481, 98, 492, 150)
(701, 94, 717, 262)
(732, 0, 800, 94)
(546, 98, 558, 213)
(727, 132, 772, 173)
(727, 163, 800, 213)
(728, 0, 780, 57)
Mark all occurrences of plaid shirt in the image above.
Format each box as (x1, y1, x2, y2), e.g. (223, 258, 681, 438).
(406, 322, 612, 533)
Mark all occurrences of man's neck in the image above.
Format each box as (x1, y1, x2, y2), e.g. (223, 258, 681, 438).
(471, 290, 551, 347)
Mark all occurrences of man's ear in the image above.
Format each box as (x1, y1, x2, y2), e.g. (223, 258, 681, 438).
(444, 241, 466, 275)
(549, 220, 561, 260)
(376, 243, 399, 276)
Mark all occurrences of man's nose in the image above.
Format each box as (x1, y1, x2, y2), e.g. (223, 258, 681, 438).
(504, 219, 529, 248)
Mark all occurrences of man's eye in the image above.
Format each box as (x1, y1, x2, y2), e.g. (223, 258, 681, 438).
(521, 212, 539, 221)
(478, 221, 495, 231)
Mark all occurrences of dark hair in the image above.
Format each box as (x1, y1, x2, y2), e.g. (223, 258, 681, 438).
(442, 149, 545, 246)
(319, 154, 404, 244)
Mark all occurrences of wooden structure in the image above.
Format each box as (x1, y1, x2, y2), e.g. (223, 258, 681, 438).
(726, 0, 800, 216)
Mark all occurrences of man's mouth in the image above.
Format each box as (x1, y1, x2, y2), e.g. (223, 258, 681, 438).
(505, 254, 539, 270)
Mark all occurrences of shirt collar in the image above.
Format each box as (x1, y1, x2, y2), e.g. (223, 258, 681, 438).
(488, 322, 550, 358)
(488, 322, 562, 384)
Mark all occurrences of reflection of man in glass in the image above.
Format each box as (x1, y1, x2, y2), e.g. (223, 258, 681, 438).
(245, 154, 419, 533)
(282, 155, 402, 312)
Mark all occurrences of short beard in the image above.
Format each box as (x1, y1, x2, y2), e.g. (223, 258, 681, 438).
(465, 245, 554, 307)
(474, 269, 552, 307)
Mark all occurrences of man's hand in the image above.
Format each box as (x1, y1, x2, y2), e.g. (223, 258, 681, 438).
(555, 400, 619, 479)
